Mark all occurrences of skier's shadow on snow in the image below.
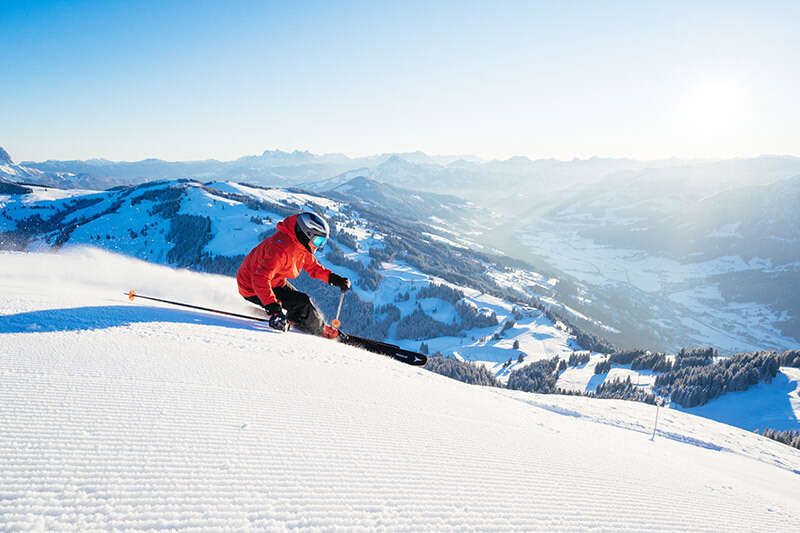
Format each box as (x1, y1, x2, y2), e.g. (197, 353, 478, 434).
(0, 305, 273, 335)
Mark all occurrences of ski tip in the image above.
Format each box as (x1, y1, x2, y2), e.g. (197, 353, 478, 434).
(127, 289, 136, 301)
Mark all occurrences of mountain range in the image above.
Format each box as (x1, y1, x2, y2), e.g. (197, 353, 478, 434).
(3, 145, 800, 352)
(0, 176, 608, 363)
(3, 146, 682, 198)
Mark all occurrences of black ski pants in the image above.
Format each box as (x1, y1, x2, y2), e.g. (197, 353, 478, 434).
(244, 282, 325, 336)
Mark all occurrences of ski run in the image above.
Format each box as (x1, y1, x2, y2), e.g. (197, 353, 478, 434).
(1, 249, 799, 531)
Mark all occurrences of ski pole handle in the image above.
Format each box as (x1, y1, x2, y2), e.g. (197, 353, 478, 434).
(332, 291, 345, 329)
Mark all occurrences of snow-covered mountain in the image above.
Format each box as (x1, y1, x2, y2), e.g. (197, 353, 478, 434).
(326, 175, 488, 230)
(303, 155, 484, 196)
(7, 144, 800, 350)
(303, 154, 673, 200)
(0, 146, 121, 190)
(1, 249, 799, 530)
(21, 149, 418, 191)
(18, 149, 353, 190)
(17, 145, 800, 204)
(0, 178, 598, 368)
(14, 146, 675, 197)
(0, 146, 49, 184)
(0, 146, 12, 165)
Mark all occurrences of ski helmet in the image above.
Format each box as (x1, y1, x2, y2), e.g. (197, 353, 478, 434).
(295, 211, 330, 249)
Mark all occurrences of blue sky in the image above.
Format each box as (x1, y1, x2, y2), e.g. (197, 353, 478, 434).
(2, 0, 798, 161)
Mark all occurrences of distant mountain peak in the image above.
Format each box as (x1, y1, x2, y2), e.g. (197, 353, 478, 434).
(0, 146, 13, 165)
(260, 149, 287, 157)
(380, 154, 416, 167)
(341, 175, 373, 186)
(260, 149, 314, 160)
(331, 175, 375, 193)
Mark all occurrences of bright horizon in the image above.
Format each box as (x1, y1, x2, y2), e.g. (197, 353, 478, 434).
(7, 146, 800, 166)
(3, 0, 799, 162)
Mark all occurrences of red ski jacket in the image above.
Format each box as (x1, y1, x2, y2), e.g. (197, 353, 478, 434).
(236, 214, 332, 306)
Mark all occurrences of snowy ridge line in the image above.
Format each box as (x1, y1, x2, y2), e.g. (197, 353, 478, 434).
(1, 177, 611, 362)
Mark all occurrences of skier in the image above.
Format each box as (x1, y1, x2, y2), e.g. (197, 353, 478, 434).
(236, 212, 351, 338)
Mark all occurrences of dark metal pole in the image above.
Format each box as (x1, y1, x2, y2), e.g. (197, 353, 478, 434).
(125, 290, 269, 323)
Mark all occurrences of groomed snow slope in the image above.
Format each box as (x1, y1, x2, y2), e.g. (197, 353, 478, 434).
(2, 249, 800, 531)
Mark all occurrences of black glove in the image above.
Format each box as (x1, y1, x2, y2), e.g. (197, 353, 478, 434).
(264, 302, 283, 316)
(329, 272, 351, 292)
(265, 302, 289, 332)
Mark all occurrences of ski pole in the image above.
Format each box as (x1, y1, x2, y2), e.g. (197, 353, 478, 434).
(125, 290, 269, 323)
(331, 290, 345, 329)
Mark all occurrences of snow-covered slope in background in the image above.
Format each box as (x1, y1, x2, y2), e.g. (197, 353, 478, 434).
(1, 250, 799, 531)
(553, 353, 800, 432)
(0, 179, 586, 367)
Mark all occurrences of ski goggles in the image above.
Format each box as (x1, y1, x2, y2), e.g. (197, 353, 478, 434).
(311, 235, 327, 248)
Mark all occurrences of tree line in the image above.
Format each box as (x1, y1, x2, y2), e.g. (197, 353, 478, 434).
(425, 356, 501, 387)
(654, 351, 786, 408)
(760, 429, 800, 451)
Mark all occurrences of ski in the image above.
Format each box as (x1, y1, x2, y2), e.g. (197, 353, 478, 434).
(338, 332, 428, 366)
